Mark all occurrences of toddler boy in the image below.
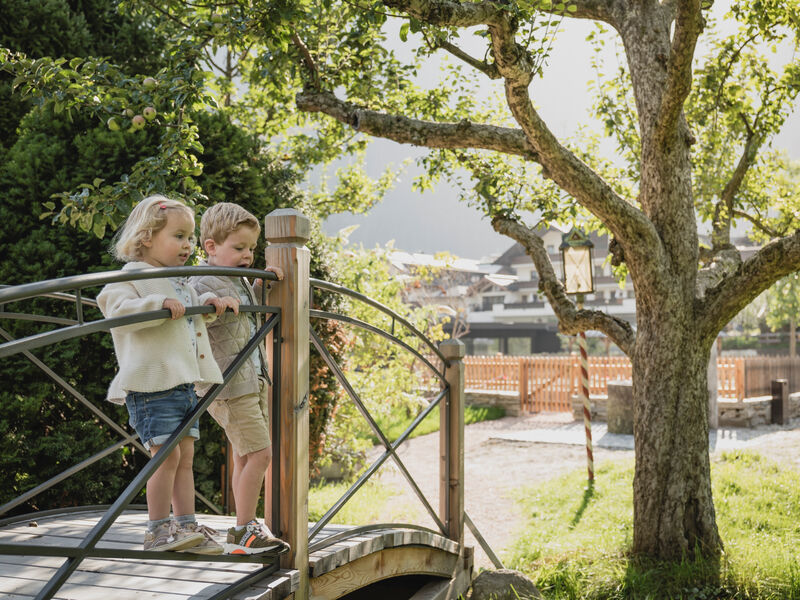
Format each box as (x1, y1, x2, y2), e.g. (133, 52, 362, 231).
(191, 202, 288, 554)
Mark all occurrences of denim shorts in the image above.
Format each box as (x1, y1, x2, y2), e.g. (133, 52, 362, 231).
(125, 383, 201, 451)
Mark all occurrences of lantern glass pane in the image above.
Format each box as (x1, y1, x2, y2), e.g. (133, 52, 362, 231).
(563, 247, 593, 294)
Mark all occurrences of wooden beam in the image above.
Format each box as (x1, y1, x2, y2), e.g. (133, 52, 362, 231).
(265, 209, 311, 600)
(309, 547, 460, 600)
(439, 340, 465, 541)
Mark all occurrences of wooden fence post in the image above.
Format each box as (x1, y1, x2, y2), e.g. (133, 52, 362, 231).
(771, 379, 789, 425)
(264, 208, 310, 600)
(440, 339, 465, 542)
(736, 357, 745, 402)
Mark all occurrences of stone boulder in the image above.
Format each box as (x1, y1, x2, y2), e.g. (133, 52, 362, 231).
(470, 569, 541, 600)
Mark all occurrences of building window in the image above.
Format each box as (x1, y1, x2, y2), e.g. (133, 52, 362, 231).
(481, 295, 505, 310)
(508, 337, 531, 356)
(472, 338, 501, 355)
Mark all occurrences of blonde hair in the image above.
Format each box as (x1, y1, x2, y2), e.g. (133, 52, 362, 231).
(113, 195, 195, 262)
(200, 202, 260, 245)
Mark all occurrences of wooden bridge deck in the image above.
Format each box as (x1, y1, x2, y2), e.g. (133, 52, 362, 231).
(0, 509, 469, 600)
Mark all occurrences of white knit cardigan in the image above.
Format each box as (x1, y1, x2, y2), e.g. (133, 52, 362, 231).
(97, 262, 224, 404)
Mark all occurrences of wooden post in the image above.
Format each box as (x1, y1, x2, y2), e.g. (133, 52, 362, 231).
(264, 208, 310, 600)
(440, 339, 465, 541)
(577, 331, 594, 483)
(736, 357, 745, 402)
(519, 358, 528, 413)
(771, 378, 789, 425)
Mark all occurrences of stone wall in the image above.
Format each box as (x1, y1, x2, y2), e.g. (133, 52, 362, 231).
(572, 393, 800, 428)
(717, 395, 800, 427)
(571, 394, 609, 421)
(465, 389, 520, 417)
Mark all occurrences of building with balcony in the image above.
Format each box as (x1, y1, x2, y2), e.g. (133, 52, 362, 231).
(391, 229, 760, 356)
(463, 226, 636, 355)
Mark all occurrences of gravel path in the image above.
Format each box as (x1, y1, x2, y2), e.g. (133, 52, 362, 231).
(372, 413, 800, 570)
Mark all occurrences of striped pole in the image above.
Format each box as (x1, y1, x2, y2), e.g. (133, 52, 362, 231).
(577, 301, 594, 483)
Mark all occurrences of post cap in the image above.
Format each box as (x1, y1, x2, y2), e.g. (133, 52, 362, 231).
(265, 208, 310, 244)
(439, 338, 466, 359)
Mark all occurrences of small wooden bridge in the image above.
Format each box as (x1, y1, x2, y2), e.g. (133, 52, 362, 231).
(0, 209, 499, 600)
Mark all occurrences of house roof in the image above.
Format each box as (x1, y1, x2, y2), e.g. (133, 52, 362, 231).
(388, 251, 498, 274)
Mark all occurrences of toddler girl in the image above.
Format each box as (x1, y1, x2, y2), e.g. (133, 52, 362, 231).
(97, 195, 237, 553)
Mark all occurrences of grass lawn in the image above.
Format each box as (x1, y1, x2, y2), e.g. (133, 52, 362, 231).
(309, 405, 504, 529)
(367, 404, 505, 444)
(308, 478, 424, 525)
(505, 450, 800, 599)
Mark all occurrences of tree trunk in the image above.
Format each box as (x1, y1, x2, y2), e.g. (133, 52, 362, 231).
(632, 312, 722, 557)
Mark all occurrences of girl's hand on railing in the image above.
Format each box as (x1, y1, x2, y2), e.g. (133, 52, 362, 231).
(162, 298, 185, 319)
(205, 295, 240, 315)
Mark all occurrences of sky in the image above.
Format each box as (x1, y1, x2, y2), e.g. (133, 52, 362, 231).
(320, 9, 800, 262)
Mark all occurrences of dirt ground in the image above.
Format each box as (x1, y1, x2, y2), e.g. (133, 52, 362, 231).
(372, 412, 800, 570)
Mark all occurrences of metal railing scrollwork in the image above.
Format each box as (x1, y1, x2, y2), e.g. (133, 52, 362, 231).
(0, 266, 284, 600)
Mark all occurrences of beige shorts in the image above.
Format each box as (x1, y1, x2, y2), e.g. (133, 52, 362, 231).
(207, 378, 270, 457)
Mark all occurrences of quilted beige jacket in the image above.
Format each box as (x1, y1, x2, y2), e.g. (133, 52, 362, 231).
(191, 264, 271, 400)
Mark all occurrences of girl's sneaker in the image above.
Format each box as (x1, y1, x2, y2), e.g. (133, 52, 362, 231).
(143, 520, 204, 551)
(178, 522, 224, 555)
(224, 520, 290, 555)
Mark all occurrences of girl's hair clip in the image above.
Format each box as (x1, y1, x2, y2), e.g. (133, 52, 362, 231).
(158, 203, 167, 209)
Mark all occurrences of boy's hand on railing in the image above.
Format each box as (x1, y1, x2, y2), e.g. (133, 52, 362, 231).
(162, 298, 186, 319)
(205, 296, 240, 315)
(266, 266, 284, 281)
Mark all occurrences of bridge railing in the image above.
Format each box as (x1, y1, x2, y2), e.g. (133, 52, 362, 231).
(264, 210, 501, 600)
(0, 265, 283, 600)
(308, 278, 450, 540)
(0, 208, 500, 600)
(307, 281, 502, 565)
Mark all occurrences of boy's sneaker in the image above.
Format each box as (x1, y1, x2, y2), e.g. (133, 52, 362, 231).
(224, 520, 290, 555)
(178, 522, 224, 555)
(143, 520, 204, 552)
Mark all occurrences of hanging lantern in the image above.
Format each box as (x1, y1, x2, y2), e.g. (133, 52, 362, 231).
(559, 228, 595, 296)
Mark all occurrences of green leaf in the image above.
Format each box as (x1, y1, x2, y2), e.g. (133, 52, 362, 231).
(92, 220, 106, 239)
(399, 22, 410, 43)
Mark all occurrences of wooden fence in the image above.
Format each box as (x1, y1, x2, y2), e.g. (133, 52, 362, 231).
(465, 355, 800, 413)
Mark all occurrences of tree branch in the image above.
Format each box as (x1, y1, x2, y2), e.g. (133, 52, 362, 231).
(492, 216, 636, 355)
(291, 32, 320, 91)
(698, 231, 800, 341)
(557, 0, 616, 22)
(696, 246, 741, 299)
(732, 209, 782, 239)
(295, 89, 539, 159)
(298, 0, 667, 295)
(710, 123, 761, 248)
(655, 0, 704, 146)
(379, 1, 645, 237)
(435, 39, 500, 79)
(384, 0, 616, 26)
(480, 8, 667, 288)
(382, 0, 507, 27)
